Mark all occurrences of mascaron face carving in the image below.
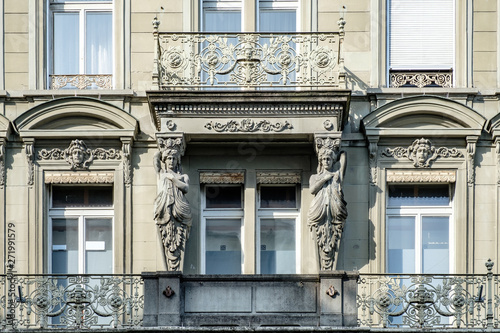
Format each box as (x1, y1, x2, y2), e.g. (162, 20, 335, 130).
(65, 139, 93, 170)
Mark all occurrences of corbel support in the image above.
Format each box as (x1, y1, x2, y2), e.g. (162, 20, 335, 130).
(367, 135, 379, 185)
(23, 138, 35, 187)
(121, 137, 133, 187)
(466, 136, 478, 186)
(0, 138, 6, 188)
(156, 132, 186, 157)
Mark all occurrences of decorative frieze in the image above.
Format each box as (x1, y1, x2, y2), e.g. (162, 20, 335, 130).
(390, 71, 452, 88)
(382, 138, 462, 168)
(204, 119, 293, 133)
(38, 139, 121, 170)
(200, 172, 245, 184)
(257, 172, 301, 184)
(386, 170, 456, 183)
(50, 74, 112, 90)
(44, 172, 115, 184)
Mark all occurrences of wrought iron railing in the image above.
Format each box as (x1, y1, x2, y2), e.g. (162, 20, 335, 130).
(390, 70, 453, 88)
(357, 260, 496, 329)
(0, 274, 143, 330)
(50, 74, 113, 90)
(152, 17, 346, 89)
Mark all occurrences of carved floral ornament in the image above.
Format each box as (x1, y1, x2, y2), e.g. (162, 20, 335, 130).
(382, 138, 463, 168)
(205, 119, 293, 133)
(38, 139, 121, 170)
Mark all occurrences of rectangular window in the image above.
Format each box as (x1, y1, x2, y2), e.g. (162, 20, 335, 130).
(49, 185, 114, 274)
(388, 0, 454, 87)
(201, 185, 243, 274)
(258, 185, 299, 274)
(49, 0, 113, 89)
(386, 184, 453, 274)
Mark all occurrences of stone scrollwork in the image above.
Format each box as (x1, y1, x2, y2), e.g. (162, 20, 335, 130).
(25, 141, 35, 186)
(122, 141, 132, 186)
(368, 140, 378, 185)
(0, 143, 5, 188)
(382, 138, 463, 168)
(308, 136, 347, 271)
(204, 119, 293, 132)
(390, 71, 452, 88)
(467, 138, 477, 185)
(154, 136, 192, 271)
(38, 139, 121, 170)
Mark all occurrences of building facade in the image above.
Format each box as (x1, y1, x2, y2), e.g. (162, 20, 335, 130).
(2, 0, 500, 330)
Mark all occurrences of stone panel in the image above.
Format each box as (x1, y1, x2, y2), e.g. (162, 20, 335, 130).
(184, 285, 252, 313)
(255, 282, 317, 313)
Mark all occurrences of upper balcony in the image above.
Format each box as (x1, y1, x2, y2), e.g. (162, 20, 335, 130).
(151, 17, 346, 90)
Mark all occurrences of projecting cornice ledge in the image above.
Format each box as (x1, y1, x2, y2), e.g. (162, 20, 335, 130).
(147, 90, 351, 139)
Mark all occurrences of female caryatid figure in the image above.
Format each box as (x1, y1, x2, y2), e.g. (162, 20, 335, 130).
(308, 140, 347, 271)
(153, 146, 192, 271)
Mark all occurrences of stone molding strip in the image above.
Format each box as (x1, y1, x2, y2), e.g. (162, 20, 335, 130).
(257, 172, 301, 184)
(386, 170, 456, 183)
(200, 172, 245, 184)
(45, 172, 114, 184)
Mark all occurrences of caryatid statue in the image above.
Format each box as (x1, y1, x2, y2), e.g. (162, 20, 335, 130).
(153, 137, 192, 271)
(308, 137, 347, 270)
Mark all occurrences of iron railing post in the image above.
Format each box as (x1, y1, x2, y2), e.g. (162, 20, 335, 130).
(486, 259, 494, 329)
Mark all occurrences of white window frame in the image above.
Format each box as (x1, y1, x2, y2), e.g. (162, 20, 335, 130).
(256, 184, 300, 274)
(200, 184, 244, 274)
(386, 185, 454, 274)
(47, 0, 114, 85)
(48, 211, 114, 274)
(257, 0, 299, 32)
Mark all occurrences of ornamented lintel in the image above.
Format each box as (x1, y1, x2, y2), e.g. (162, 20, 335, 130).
(200, 172, 245, 184)
(44, 172, 115, 184)
(386, 170, 456, 183)
(257, 172, 301, 184)
(205, 119, 293, 133)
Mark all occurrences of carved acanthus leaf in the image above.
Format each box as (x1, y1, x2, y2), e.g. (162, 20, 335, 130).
(205, 119, 293, 132)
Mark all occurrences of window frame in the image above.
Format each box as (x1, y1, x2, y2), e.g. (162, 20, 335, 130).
(385, 184, 455, 274)
(48, 185, 114, 274)
(256, 184, 300, 274)
(47, 0, 114, 87)
(200, 184, 244, 274)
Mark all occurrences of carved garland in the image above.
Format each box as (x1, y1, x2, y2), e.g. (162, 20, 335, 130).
(382, 138, 463, 168)
(205, 119, 293, 132)
(38, 139, 121, 171)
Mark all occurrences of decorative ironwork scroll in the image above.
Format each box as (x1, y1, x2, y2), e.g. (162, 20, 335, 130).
(50, 75, 112, 90)
(382, 138, 462, 168)
(390, 71, 452, 88)
(38, 139, 121, 170)
(1, 274, 143, 329)
(154, 30, 345, 88)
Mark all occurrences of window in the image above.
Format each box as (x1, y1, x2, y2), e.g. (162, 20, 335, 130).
(49, 185, 114, 274)
(49, 0, 113, 89)
(388, 0, 454, 87)
(201, 185, 244, 274)
(386, 184, 453, 274)
(257, 185, 299, 274)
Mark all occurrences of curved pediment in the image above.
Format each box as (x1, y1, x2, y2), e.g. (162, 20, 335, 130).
(362, 96, 485, 137)
(14, 97, 139, 139)
(0, 113, 11, 139)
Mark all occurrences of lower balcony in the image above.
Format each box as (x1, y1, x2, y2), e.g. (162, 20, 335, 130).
(1, 261, 498, 331)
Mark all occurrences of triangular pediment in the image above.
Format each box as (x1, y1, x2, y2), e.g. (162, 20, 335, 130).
(14, 97, 139, 139)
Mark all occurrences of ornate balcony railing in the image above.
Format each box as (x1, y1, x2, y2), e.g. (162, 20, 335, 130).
(0, 274, 143, 330)
(390, 70, 453, 88)
(50, 74, 113, 90)
(357, 261, 496, 329)
(152, 17, 346, 89)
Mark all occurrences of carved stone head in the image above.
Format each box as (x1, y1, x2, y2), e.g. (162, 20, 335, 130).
(158, 137, 184, 173)
(64, 139, 93, 170)
(408, 138, 436, 167)
(315, 137, 341, 173)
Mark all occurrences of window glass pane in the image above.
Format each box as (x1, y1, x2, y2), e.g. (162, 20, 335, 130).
(422, 216, 449, 274)
(53, 12, 79, 74)
(52, 186, 113, 208)
(388, 184, 450, 206)
(85, 218, 112, 273)
(52, 218, 79, 274)
(203, 10, 241, 32)
(206, 219, 242, 274)
(205, 185, 242, 208)
(260, 218, 295, 274)
(86, 12, 112, 74)
(259, 10, 296, 32)
(387, 216, 415, 274)
(260, 186, 296, 208)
